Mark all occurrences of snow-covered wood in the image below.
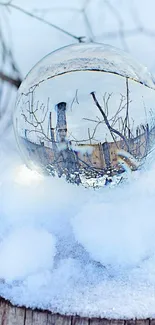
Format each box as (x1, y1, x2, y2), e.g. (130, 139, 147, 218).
(0, 297, 154, 325)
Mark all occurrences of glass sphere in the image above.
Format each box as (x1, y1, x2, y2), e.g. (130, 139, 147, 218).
(13, 43, 155, 188)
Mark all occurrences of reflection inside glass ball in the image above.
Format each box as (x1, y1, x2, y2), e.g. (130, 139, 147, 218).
(14, 43, 155, 188)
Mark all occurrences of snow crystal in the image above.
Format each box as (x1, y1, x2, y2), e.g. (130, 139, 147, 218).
(1, 133, 155, 318)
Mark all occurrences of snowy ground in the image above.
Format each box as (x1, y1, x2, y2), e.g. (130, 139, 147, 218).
(0, 132, 155, 318)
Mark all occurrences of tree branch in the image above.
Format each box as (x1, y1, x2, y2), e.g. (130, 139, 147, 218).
(90, 91, 130, 152)
(0, 2, 84, 42)
(123, 77, 130, 136)
(0, 71, 21, 88)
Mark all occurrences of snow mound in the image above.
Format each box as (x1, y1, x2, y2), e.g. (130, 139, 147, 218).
(1, 135, 155, 318)
(72, 189, 155, 268)
(0, 227, 56, 282)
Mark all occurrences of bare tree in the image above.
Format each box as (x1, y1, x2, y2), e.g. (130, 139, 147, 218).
(90, 91, 130, 151)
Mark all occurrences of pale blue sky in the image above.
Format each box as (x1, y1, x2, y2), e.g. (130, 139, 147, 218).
(1, 0, 155, 77)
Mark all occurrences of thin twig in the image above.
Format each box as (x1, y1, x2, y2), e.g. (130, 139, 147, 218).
(0, 2, 84, 42)
(70, 89, 79, 110)
(123, 78, 129, 135)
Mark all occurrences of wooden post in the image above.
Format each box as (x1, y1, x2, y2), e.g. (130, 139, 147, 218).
(0, 297, 154, 325)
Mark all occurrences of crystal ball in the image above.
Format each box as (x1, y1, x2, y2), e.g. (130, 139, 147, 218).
(13, 43, 155, 188)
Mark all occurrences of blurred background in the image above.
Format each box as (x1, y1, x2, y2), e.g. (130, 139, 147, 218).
(1, 0, 155, 140)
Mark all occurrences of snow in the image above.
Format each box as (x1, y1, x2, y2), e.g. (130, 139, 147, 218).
(72, 185, 155, 268)
(0, 227, 56, 282)
(1, 133, 155, 318)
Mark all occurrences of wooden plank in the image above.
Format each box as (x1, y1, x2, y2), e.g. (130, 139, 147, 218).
(90, 319, 124, 325)
(125, 321, 136, 325)
(72, 316, 89, 325)
(24, 309, 33, 325)
(136, 320, 149, 325)
(110, 321, 125, 325)
(150, 320, 155, 325)
(7, 306, 25, 325)
(31, 310, 48, 325)
(90, 318, 106, 325)
(0, 300, 9, 325)
(47, 313, 71, 325)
